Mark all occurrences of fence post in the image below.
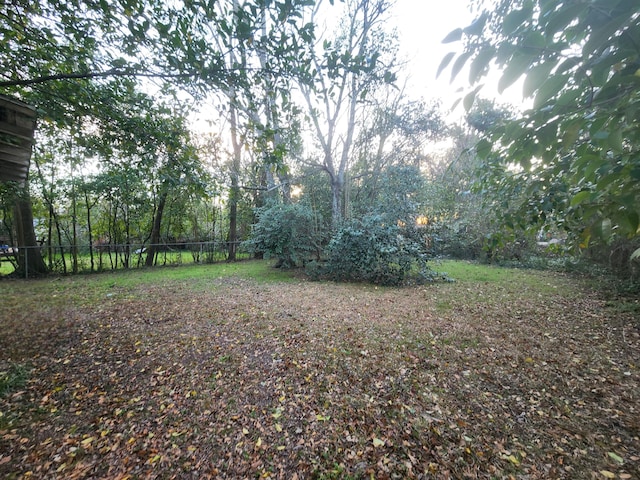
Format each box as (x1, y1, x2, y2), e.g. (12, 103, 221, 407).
(24, 246, 28, 279)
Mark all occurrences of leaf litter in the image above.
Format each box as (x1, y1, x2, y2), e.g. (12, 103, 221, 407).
(0, 269, 638, 479)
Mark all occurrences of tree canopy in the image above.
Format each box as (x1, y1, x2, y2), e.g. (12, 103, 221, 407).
(441, 0, 640, 256)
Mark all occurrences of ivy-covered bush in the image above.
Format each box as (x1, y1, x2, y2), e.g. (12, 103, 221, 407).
(245, 202, 324, 268)
(322, 214, 436, 286)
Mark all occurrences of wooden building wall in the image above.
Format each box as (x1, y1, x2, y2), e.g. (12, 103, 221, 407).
(0, 95, 36, 184)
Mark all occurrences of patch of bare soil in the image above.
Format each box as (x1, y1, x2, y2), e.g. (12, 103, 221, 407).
(1, 273, 639, 479)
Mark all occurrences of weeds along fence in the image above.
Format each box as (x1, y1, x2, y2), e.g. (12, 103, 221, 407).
(0, 241, 252, 278)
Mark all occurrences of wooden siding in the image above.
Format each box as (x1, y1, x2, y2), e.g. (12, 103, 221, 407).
(0, 95, 36, 184)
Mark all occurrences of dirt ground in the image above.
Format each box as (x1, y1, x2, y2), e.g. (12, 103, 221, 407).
(0, 268, 639, 479)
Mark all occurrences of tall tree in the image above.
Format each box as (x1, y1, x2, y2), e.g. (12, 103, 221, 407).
(199, 0, 313, 259)
(349, 88, 444, 217)
(297, 0, 398, 228)
(144, 116, 204, 266)
(13, 189, 48, 276)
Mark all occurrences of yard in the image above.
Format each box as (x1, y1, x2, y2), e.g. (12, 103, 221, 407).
(0, 260, 638, 479)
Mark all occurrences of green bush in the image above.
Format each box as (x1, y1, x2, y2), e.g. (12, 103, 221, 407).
(321, 215, 438, 286)
(429, 219, 485, 260)
(584, 238, 640, 282)
(245, 202, 324, 268)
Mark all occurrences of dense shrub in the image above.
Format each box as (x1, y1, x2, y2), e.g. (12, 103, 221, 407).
(321, 215, 437, 286)
(583, 238, 640, 283)
(245, 202, 324, 268)
(482, 230, 539, 264)
(429, 219, 485, 260)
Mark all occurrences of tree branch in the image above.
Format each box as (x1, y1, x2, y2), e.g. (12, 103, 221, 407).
(0, 66, 276, 88)
(0, 68, 204, 88)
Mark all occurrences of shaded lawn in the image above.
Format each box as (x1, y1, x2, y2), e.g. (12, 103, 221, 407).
(0, 261, 638, 479)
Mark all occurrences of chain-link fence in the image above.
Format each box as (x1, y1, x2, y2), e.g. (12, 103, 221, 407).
(0, 241, 252, 278)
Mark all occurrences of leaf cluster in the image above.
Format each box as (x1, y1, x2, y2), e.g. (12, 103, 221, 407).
(321, 164, 440, 286)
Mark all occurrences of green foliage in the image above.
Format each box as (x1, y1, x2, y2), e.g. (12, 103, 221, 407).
(428, 218, 486, 260)
(297, 167, 333, 227)
(25, 79, 210, 274)
(464, 98, 514, 134)
(349, 97, 445, 220)
(418, 120, 493, 261)
(322, 214, 435, 286)
(442, 0, 640, 255)
(0, 0, 319, 276)
(246, 202, 325, 268)
(318, 164, 443, 286)
(583, 237, 640, 282)
(0, 0, 316, 95)
(372, 165, 426, 225)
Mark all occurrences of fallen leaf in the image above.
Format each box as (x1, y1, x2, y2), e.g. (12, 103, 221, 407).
(501, 454, 520, 466)
(607, 452, 624, 465)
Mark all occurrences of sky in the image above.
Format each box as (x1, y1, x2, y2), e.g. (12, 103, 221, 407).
(390, 0, 528, 114)
(391, 0, 474, 106)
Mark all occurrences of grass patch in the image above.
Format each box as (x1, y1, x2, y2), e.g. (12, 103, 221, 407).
(434, 299, 453, 313)
(91, 258, 295, 289)
(0, 363, 29, 397)
(0, 259, 15, 276)
(0, 259, 296, 309)
(436, 259, 528, 284)
(435, 259, 577, 296)
(604, 297, 640, 319)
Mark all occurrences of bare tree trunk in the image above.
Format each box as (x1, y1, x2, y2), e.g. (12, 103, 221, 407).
(84, 191, 95, 272)
(71, 181, 78, 274)
(53, 201, 66, 274)
(47, 201, 54, 269)
(107, 202, 116, 270)
(228, 101, 241, 262)
(13, 189, 47, 276)
(123, 204, 130, 268)
(145, 192, 167, 266)
(331, 172, 345, 230)
(33, 156, 56, 269)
